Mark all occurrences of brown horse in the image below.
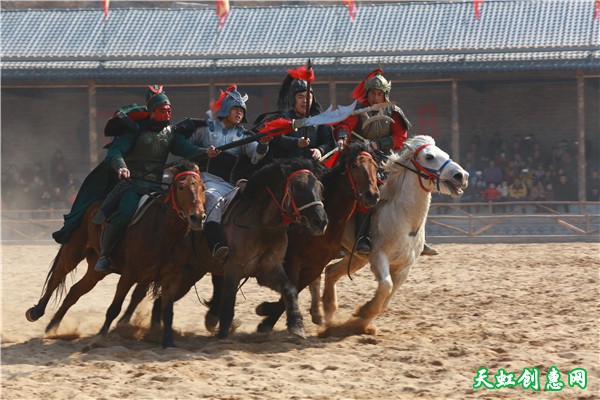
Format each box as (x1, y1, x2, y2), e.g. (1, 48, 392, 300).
(250, 143, 380, 332)
(25, 161, 206, 338)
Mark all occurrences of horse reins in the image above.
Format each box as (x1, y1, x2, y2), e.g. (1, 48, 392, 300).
(344, 151, 375, 206)
(266, 169, 324, 226)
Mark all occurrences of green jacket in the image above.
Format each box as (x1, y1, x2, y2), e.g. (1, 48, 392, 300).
(52, 120, 205, 244)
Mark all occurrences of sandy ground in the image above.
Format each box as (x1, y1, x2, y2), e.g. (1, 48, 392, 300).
(1, 242, 599, 400)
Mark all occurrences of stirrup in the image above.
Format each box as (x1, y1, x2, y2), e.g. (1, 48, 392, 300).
(355, 237, 371, 255)
(94, 256, 113, 274)
(212, 245, 229, 265)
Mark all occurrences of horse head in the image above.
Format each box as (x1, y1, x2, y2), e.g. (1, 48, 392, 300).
(167, 161, 206, 230)
(389, 135, 469, 197)
(337, 143, 380, 208)
(278, 161, 328, 235)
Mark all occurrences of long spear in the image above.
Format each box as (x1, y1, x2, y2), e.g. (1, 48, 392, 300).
(303, 59, 313, 140)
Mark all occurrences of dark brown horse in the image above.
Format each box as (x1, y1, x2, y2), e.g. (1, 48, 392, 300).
(210, 158, 328, 339)
(249, 143, 380, 332)
(25, 161, 206, 340)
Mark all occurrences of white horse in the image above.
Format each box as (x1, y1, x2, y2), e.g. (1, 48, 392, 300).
(311, 135, 469, 337)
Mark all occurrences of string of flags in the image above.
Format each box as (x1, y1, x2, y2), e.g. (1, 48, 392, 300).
(100, 1, 600, 25)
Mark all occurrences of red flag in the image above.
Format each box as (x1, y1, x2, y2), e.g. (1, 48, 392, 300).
(473, 0, 484, 20)
(103, 0, 110, 21)
(342, 0, 357, 22)
(216, 0, 230, 30)
(595, 0, 600, 19)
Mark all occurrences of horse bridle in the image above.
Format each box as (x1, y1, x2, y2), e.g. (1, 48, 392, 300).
(164, 170, 203, 219)
(375, 144, 452, 193)
(266, 169, 324, 226)
(344, 151, 376, 205)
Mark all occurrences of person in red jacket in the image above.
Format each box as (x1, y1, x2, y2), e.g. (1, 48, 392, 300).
(333, 68, 437, 256)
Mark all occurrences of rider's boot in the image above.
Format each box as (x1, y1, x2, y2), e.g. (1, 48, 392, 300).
(205, 221, 229, 265)
(354, 212, 371, 255)
(94, 224, 122, 274)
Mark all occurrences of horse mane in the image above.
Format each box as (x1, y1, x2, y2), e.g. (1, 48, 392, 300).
(242, 157, 326, 200)
(321, 142, 373, 198)
(173, 160, 198, 174)
(382, 135, 436, 174)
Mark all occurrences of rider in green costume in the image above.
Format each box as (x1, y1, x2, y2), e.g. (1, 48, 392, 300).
(53, 85, 209, 274)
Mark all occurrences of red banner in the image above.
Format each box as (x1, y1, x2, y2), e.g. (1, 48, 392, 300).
(216, 0, 230, 30)
(473, 0, 484, 20)
(342, 0, 357, 22)
(103, 0, 110, 21)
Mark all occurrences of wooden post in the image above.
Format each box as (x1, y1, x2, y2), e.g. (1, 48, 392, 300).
(88, 81, 98, 170)
(451, 78, 460, 162)
(328, 78, 337, 108)
(576, 70, 586, 202)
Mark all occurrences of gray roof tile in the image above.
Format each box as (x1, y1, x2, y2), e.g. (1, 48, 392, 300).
(2, 1, 599, 79)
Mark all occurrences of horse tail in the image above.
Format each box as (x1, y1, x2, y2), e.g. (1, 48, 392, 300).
(41, 245, 69, 304)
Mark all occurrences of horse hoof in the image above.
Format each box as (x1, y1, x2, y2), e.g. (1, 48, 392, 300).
(205, 313, 219, 333)
(288, 325, 306, 340)
(311, 314, 324, 326)
(163, 342, 176, 349)
(25, 307, 43, 322)
(257, 321, 273, 334)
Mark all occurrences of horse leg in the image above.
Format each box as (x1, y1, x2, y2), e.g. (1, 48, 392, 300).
(205, 274, 222, 334)
(256, 299, 285, 334)
(351, 251, 393, 329)
(322, 255, 367, 324)
(151, 297, 163, 328)
(161, 295, 176, 349)
(218, 270, 241, 339)
(257, 266, 305, 339)
(99, 275, 135, 336)
(308, 276, 323, 326)
(45, 263, 104, 333)
(118, 283, 150, 325)
(26, 245, 84, 322)
(381, 265, 412, 312)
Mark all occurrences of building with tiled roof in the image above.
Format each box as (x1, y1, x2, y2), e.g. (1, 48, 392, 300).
(1, 1, 599, 199)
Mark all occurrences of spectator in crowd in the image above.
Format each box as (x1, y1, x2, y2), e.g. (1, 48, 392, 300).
(508, 177, 528, 212)
(545, 183, 556, 201)
(486, 132, 502, 159)
(586, 169, 600, 202)
(50, 161, 70, 190)
(554, 174, 575, 213)
(529, 180, 547, 213)
(482, 159, 503, 186)
(481, 182, 502, 213)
